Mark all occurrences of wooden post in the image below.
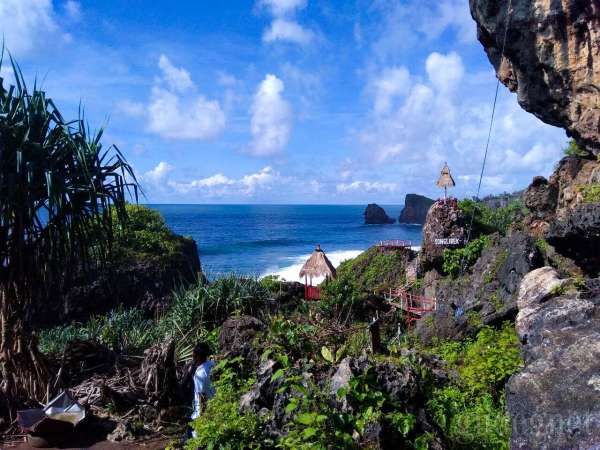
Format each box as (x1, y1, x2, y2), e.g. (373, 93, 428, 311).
(369, 317, 381, 354)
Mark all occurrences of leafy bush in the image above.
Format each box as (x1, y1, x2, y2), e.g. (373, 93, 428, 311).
(187, 357, 266, 450)
(112, 204, 189, 262)
(563, 139, 588, 158)
(578, 184, 600, 203)
(442, 236, 490, 278)
(458, 199, 527, 237)
(428, 387, 510, 450)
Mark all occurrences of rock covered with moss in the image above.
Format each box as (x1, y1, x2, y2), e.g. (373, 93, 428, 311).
(35, 205, 202, 326)
(364, 203, 395, 224)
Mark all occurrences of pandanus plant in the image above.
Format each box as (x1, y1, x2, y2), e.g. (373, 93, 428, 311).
(0, 52, 138, 406)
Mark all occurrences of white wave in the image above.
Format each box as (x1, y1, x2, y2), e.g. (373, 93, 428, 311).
(262, 249, 363, 283)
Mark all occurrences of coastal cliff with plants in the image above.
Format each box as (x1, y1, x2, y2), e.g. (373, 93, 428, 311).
(1, 0, 599, 449)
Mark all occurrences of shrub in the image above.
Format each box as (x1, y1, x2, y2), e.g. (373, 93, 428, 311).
(187, 358, 266, 450)
(458, 199, 527, 237)
(564, 139, 588, 158)
(112, 204, 188, 262)
(578, 184, 600, 203)
(442, 236, 490, 278)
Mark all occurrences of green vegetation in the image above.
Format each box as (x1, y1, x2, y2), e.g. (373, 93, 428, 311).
(0, 53, 137, 401)
(458, 199, 527, 237)
(563, 139, 588, 158)
(578, 184, 600, 203)
(427, 323, 523, 449)
(442, 236, 490, 278)
(112, 204, 192, 263)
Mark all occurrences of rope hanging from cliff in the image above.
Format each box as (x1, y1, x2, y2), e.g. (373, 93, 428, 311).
(460, 0, 514, 276)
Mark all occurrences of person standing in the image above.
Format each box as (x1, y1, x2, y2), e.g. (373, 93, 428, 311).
(189, 342, 216, 438)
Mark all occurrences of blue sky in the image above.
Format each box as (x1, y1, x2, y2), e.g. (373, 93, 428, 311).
(0, 0, 567, 204)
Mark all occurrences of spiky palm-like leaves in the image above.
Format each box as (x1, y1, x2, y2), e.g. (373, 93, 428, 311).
(0, 53, 138, 405)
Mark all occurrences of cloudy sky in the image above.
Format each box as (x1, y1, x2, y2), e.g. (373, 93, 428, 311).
(0, 0, 567, 204)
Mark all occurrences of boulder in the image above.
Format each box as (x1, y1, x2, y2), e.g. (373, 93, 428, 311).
(523, 176, 558, 217)
(218, 315, 265, 358)
(507, 267, 600, 449)
(420, 200, 466, 272)
(470, 0, 600, 153)
(364, 204, 395, 224)
(547, 203, 600, 275)
(398, 194, 435, 225)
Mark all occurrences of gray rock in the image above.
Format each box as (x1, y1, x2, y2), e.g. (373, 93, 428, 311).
(330, 357, 353, 395)
(507, 267, 600, 449)
(218, 315, 265, 356)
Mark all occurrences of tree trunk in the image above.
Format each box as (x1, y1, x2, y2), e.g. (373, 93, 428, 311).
(0, 284, 51, 412)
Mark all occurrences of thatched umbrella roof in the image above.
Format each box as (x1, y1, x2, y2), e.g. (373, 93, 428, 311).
(299, 244, 336, 280)
(436, 163, 456, 188)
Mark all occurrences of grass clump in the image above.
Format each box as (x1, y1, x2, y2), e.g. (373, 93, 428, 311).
(577, 184, 600, 203)
(563, 139, 588, 158)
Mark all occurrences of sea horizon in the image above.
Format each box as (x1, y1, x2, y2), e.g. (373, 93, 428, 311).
(147, 203, 422, 282)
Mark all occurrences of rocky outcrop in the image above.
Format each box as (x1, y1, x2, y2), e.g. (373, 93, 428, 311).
(470, 0, 600, 152)
(36, 237, 202, 327)
(547, 203, 600, 275)
(420, 200, 466, 271)
(398, 194, 435, 225)
(364, 204, 395, 224)
(218, 315, 265, 357)
(507, 267, 600, 449)
(417, 232, 542, 343)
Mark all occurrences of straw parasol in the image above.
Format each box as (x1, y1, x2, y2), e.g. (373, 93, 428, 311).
(436, 162, 455, 199)
(299, 244, 336, 283)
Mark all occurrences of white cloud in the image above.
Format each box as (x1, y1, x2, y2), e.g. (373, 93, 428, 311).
(0, 0, 59, 55)
(257, 0, 314, 46)
(157, 54, 194, 93)
(263, 19, 314, 45)
(166, 166, 281, 197)
(147, 86, 225, 140)
(168, 173, 235, 194)
(358, 50, 566, 198)
(241, 166, 278, 194)
(143, 161, 174, 185)
(258, 0, 306, 16)
(370, 66, 411, 115)
(249, 74, 292, 156)
(64, 1, 82, 21)
(121, 55, 226, 140)
(426, 51, 464, 93)
(336, 181, 397, 193)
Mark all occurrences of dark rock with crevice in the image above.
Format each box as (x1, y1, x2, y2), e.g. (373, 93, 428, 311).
(470, 0, 600, 153)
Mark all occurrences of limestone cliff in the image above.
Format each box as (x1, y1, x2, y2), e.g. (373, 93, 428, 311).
(470, 0, 600, 152)
(364, 203, 396, 224)
(398, 194, 434, 225)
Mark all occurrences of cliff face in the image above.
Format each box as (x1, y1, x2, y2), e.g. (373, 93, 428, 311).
(470, 0, 600, 152)
(398, 194, 434, 225)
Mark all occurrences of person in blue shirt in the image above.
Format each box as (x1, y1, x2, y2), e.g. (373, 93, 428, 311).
(188, 342, 216, 438)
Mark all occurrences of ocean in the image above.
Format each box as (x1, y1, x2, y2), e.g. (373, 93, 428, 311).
(147, 204, 423, 282)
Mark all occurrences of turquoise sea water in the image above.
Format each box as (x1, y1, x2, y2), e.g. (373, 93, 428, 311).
(147, 204, 423, 281)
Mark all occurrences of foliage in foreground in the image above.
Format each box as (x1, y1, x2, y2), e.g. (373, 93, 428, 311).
(427, 322, 523, 449)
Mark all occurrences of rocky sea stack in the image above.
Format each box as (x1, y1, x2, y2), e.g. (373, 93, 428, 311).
(398, 194, 435, 225)
(364, 203, 396, 224)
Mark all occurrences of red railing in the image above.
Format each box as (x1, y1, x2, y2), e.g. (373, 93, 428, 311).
(376, 240, 412, 250)
(386, 289, 436, 328)
(305, 285, 321, 300)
